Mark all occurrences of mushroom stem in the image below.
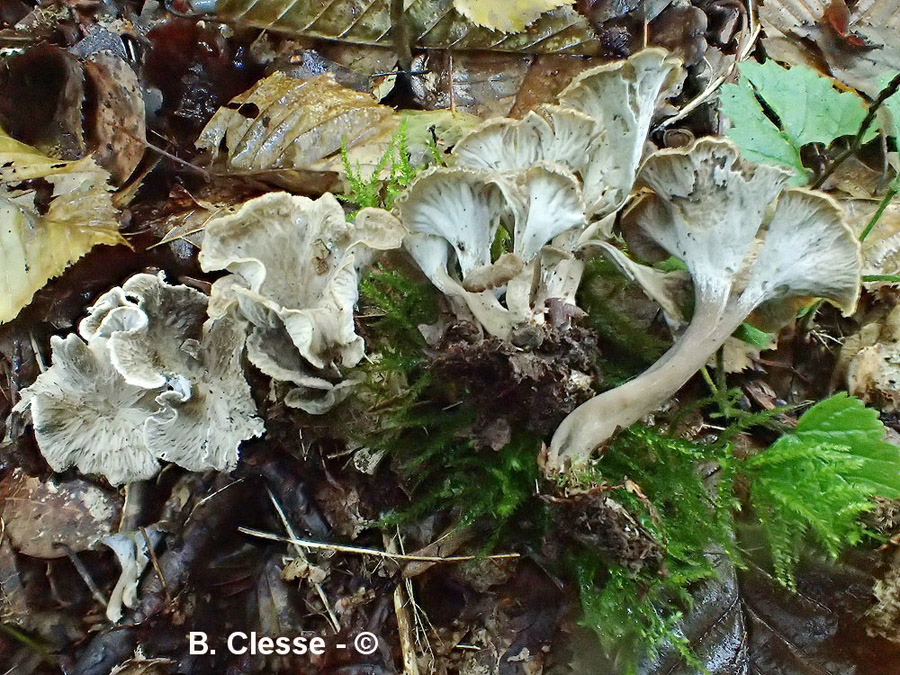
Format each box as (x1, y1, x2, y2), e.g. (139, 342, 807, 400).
(548, 293, 744, 469)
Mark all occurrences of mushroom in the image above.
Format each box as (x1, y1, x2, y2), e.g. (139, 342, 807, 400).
(101, 526, 162, 622)
(398, 164, 586, 340)
(144, 316, 264, 472)
(547, 138, 861, 472)
(78, 272, 207, 390)
(17, 334, 161, 485)
(16, 273, 263, 485)
(198, 192, 405, 413)
(453, 48, 684, 219)
(395, 49, 683, 339)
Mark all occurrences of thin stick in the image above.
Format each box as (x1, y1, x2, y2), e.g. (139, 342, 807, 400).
(812, 71, 900, 190)
(385, 534, 420, 675)
(140, 527, 169, 603)
(55, 544, 108, 609)
(239, 527, 519, 564)
(265, 489, 340, 634)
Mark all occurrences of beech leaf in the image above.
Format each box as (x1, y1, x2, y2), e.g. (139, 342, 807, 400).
(197, 0, 600, 54)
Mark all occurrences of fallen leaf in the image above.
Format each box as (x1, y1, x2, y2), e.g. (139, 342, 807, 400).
(0, 468, 122, 559)
(453, 0, 575, 33)
(82, 53, 146, 185)
(197, 72, 394, 172)
(195, 0, 601, 55)
(198, 72, 478, 176)
(0, 127, 125, 324)
(760, 0, 900, 96)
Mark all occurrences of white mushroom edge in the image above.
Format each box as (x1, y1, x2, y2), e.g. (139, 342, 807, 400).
(394, 49, 684, 340)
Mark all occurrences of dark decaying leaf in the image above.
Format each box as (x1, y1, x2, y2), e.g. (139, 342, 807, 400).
(0, 468, 122, 559)
(760, 0, 900, 96)
(640, 548, 900, 674)
(191, 0, 602, 54)
(82, 53, 146, 185)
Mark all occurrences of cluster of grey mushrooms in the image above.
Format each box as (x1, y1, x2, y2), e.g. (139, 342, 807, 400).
(17, 48, 862, 485)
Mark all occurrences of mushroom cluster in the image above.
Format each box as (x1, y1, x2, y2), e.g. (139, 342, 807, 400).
(548, 139, 861, 471)
(199, 192, 405, 413)
(16, 273, 263, 485)
(395, 49, 684, 341)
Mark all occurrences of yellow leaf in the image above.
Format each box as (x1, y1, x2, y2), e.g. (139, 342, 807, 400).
(0, 128, 124, 323)
(452, 0, 574, 33)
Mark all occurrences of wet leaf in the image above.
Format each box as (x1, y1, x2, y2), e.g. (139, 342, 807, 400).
(82, 53, 146, 185)
(0, 468, 122, 559)
(197, 0, 600, 54)
(453, 0, 575, 33)
(198, 72, 477, 175)
(0, 127, 125, 324)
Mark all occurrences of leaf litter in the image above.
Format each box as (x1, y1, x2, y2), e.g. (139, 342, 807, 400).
(2, 1, 900, 674)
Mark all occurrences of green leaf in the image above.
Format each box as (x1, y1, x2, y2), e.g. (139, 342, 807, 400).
(720, 80, 806, 177)
(720, 61, 875, 181)
(742, 393, 900, 587)
(733, 322, 774, 349)
(879, 72, 900, 139)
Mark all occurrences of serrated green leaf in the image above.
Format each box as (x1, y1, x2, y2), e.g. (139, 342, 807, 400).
(720, 61, 875, 181)
(740, 61, 874, 147)
(720, 80, 805, 177)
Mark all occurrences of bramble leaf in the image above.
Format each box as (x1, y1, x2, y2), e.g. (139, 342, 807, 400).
(720, 61, 875, 180)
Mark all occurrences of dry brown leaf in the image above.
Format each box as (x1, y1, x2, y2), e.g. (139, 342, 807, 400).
(196, 72, 394, 172)
(0, 468, 122, 559)
(760, 0, 900, 96)
(198, 72, 479, 176)
(83, 53, 146, 185)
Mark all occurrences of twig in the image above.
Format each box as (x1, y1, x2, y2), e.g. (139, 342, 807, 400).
(239, 527, 519, 564)
(811, 71, 900, 190)
(265, 489, 341, 634)
(385, 534, 420, 675)
(55, 544, 108, 609)
(140, 526, 169, 604)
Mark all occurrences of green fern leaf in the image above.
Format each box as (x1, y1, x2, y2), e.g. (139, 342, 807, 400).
(742, 393, 900, 588)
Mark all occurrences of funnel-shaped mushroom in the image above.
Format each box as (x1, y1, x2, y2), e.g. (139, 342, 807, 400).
(547, 138, 861, 472)
(199, 192, 405, 413)
(16, 273, 263, 485)
(395, 50, 683, 339)
(399, 164, 586, 340)
(453, 48, 683, 219)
